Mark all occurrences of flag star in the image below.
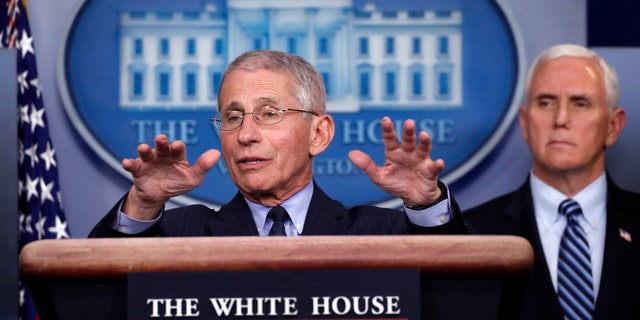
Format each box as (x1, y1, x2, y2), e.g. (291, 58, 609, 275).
(19, 212, 26, 234)
(14, 1, 22, 15)
(40, 142, 57, 170)
(18, 140, 25, 166)
(39, 179, 55, 205)
(25, 175, 40, 202)
(48, 215, 70, 239)
(30, 106, 45, 133)
(35, 216, 47, 239)
(17, 70, 29, 94)
(29, 77, 42, 98)
(20, 287, 25, 307)
(24, 142, 39, 167)
(18, 30, 34, 58)
(20, 103, 30, 126)
(25, 214, 34, 234)
(57, 190, 65, 210)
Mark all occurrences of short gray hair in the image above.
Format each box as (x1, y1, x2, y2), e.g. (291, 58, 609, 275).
(218, 50, 327, 116)
(524, 44, 619, 110)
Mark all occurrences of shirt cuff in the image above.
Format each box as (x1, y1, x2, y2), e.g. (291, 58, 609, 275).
(112, 200, 163, 234)
(405, 199, 451, 226)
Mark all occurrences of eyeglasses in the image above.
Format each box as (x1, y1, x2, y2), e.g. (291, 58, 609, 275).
(210, 105, 318, 131)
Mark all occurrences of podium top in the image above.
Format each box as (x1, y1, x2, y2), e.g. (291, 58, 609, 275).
(20, 235, 533, 278)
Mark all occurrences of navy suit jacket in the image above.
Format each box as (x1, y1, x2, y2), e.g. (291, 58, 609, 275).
(464, 175, 640, 319)
(90, 181, 466, 238)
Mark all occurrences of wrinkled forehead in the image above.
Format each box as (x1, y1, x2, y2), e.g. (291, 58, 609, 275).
(527, 57, 605, 96)
(217, 69, 297, 111)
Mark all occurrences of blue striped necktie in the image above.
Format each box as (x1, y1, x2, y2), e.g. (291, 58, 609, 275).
(557, 199, 595, 320)
(267, 206, 289, 236)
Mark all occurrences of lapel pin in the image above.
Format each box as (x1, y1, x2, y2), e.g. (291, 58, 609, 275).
(619, 228, 632, 243)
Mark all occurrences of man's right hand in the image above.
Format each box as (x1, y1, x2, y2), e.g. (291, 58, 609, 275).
(121, 134, 220, 220)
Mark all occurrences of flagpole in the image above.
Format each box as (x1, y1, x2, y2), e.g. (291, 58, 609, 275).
(0, 48, 19, 320)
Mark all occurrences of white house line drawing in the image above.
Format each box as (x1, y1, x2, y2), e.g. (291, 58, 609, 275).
(118, 0, 462, 112)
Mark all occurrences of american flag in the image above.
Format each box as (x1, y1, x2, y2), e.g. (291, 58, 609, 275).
(1, 0, 70, 319)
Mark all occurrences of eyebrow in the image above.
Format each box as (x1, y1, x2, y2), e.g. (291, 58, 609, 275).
(568, 94, 590, 102)
(221, 97, 280, 112)
(533, 93, 590, 102)
(533, 93, 556, 101)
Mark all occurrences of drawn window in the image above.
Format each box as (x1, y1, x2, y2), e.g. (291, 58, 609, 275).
(318, 37, 329, 57)
(321, 72, 330, 96)
(412, 37, 421, 55)
(358, 37, 369, 56)
(181, 64, 199, 100)
(128, 63, 147, 101)
(357, 63, 374, 100)
(211, 72, 222, 96)
(381, 63, 400, 101)
(133, 38, 143, 57)
(385, 37, 395, 56)
(438, 36, 449, 57)
(287, 37, 297, 54)
(253, 38, 262, 50)
(214, 38, 224, 56)
(159, 38, 170, 57)
(186, 38, 197, 57)
(434, 62, 453, 101)
(155, 64, 173, 101)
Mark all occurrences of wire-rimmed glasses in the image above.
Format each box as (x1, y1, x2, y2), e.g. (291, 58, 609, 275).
(210, 105, 318, 131)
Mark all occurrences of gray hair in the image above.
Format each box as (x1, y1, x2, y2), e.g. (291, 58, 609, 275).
(218, 50, 327, 116)
(524, 44, 619, 110)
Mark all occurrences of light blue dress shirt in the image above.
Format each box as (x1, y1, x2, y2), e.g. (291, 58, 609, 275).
(530, 172, 606, 297)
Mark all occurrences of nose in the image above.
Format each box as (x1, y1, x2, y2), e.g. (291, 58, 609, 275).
(554, 102, 570, 128)
(236, 113, 261, 145)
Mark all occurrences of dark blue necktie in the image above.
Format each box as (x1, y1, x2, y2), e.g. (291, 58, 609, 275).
(557, 199, 594, 320)
(267, 206, 289, 236)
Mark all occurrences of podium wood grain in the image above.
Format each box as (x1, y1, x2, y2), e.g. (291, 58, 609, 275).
(20, 235, 533, 278)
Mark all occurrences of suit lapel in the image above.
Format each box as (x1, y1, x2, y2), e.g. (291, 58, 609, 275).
(212, 192, 261, 236)
(593, 177, 637, 319)
(212, 182, 351, 236)
(300, 181, 351, 235)
(500, 181, 564, 319)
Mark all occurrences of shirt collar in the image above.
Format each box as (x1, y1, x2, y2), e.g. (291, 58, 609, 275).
(246, 180, 314, 235)
(530, 172, 607, 231)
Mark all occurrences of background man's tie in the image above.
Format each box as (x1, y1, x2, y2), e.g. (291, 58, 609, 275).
(267, 206, 289, 236)
(557, 199, 595, 320)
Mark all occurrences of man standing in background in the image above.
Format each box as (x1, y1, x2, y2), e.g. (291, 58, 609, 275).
(464, 44, 640, 319)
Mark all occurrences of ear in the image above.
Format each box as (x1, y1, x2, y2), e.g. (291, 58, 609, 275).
(518, 105, 529, 142)
(309, 114, 335, 156)
(605, 107, 626, 147)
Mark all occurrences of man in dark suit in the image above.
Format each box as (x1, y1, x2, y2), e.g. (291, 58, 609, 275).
(90, 49, 465, 238)
(464, 44, 640, 319)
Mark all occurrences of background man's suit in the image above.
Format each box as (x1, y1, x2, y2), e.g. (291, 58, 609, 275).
(464, 174, 640, 319)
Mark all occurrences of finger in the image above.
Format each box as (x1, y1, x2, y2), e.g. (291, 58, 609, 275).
(348, 150, 378, 177)
(153, 134, 171, 157)
(122, 158, 140, 173)
(137, 143, 154, 162)
(431, 158, 446, 176)
(192, 149, 221, 177)
(416, 130, 433, 157)
(380, 117, 400, 150)
(169, 140, 188, 161)
(401, 119, 417, 152)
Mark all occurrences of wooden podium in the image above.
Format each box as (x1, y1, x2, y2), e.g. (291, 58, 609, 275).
(21, 235, 533, 319)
